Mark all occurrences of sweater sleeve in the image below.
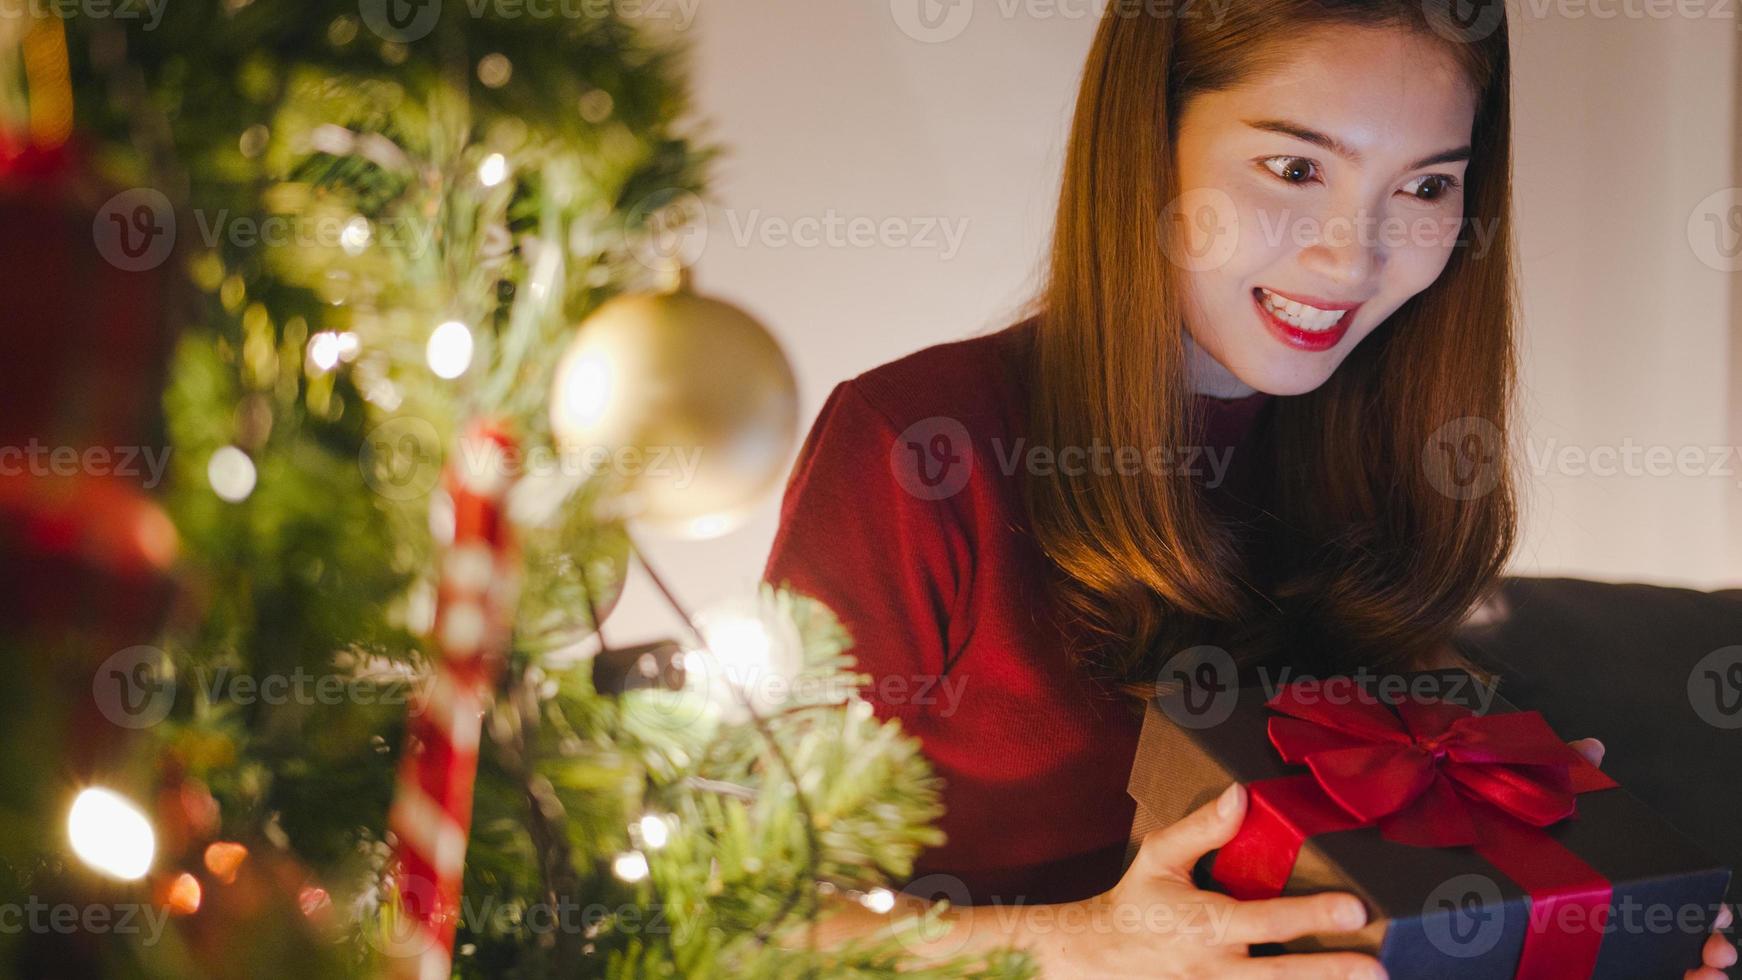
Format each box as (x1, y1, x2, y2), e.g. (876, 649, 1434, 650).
(761, 379, 967, 729)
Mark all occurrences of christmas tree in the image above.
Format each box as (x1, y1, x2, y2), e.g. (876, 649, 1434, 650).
(0, 5, 1032, 977)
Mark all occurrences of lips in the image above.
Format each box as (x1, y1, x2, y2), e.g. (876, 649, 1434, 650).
(1252, 286, 1361, 353)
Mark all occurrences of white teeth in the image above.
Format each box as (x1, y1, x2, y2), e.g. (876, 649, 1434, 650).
(1258, 287, 1345, 332)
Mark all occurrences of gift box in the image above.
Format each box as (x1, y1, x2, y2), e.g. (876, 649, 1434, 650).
(1126, 670, 1732, 979)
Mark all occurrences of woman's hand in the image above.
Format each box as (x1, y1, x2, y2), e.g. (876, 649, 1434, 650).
(1026, 783, 1385, 979)
(1568, 738, 1737, 980)
(839, 739, 1731, 978)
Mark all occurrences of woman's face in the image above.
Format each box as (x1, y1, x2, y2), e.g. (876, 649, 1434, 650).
(1172, 26, 1479, 397)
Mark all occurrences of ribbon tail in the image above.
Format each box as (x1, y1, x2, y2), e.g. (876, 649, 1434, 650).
(1212, 775, 1365, 900)
(1469, 805, 1612, 980)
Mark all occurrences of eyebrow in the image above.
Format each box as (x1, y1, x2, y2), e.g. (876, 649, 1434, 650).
(1243, 118, 1471, 171)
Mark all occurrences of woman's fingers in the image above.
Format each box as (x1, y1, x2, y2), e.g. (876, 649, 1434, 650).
(1563, 737, 1738, 976)
(1220, 952, 1386, 979)
(1700, 928, 1737, 970)
(1567, 737, 1605, 768)
(1219, 892, 1369, 946)
(1133, 782, 1247, 880)
(1564, 737, 1736, 976)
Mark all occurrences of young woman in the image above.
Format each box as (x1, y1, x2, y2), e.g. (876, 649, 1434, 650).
(763, 2, 1736, 976)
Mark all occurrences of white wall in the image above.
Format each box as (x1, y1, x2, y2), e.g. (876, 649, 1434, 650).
(1507, 6, 1742, 587)
(609, 1, 1741, 647)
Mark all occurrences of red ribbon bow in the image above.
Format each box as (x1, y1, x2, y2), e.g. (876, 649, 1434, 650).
(1209, 681, 1623, 979)
(1265, 685, 1614, 847)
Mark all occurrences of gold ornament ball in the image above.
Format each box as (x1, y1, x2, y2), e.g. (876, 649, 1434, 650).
(549, 285, 798, 539)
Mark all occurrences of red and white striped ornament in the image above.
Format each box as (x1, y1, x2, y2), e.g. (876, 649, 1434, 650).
(385, 423, 519, 979)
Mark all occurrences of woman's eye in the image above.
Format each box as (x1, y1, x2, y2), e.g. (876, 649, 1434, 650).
(1401, 174, 1461, 202)
(1260, 156, 1319, 185)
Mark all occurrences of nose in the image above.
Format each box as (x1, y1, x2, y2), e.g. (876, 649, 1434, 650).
(1297, 204, 1384, 292)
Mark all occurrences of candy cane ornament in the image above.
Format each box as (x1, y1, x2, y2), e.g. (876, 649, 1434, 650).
(385, 424, 519, 979)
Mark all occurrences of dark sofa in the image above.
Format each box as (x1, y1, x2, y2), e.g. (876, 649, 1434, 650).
(1455, 577, 1742, 907)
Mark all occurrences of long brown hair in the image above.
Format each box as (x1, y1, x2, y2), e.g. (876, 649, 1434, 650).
(1022, 0, 1518, 689)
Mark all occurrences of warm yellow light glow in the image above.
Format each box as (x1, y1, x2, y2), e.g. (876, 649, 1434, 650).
(203, 841, 249, 884)
(861, 887, 896, 914)
(339, 216, 372, 256)
(684, 597, 802, 720)
(478, 153, 509, 188)
(67, 787, 155, 880)
(427, 320, 475, 379)
(165, 872, 202, 915)
(308, 331, 343, 372)
(612, 850, 649, 882)
(549, 350, 611, 442)
(637, 813, 671, 850)
(703, 612, 776, 686)
(207, 446, 257, 503)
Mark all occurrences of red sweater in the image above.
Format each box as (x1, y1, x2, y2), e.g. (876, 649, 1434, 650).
(761, 318, 1271, 905)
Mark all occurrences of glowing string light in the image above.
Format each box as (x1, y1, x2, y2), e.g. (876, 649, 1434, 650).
(67, 787, 155, 880)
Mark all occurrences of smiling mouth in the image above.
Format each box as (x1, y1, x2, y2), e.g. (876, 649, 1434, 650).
(1252, 286, 1359, 352)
